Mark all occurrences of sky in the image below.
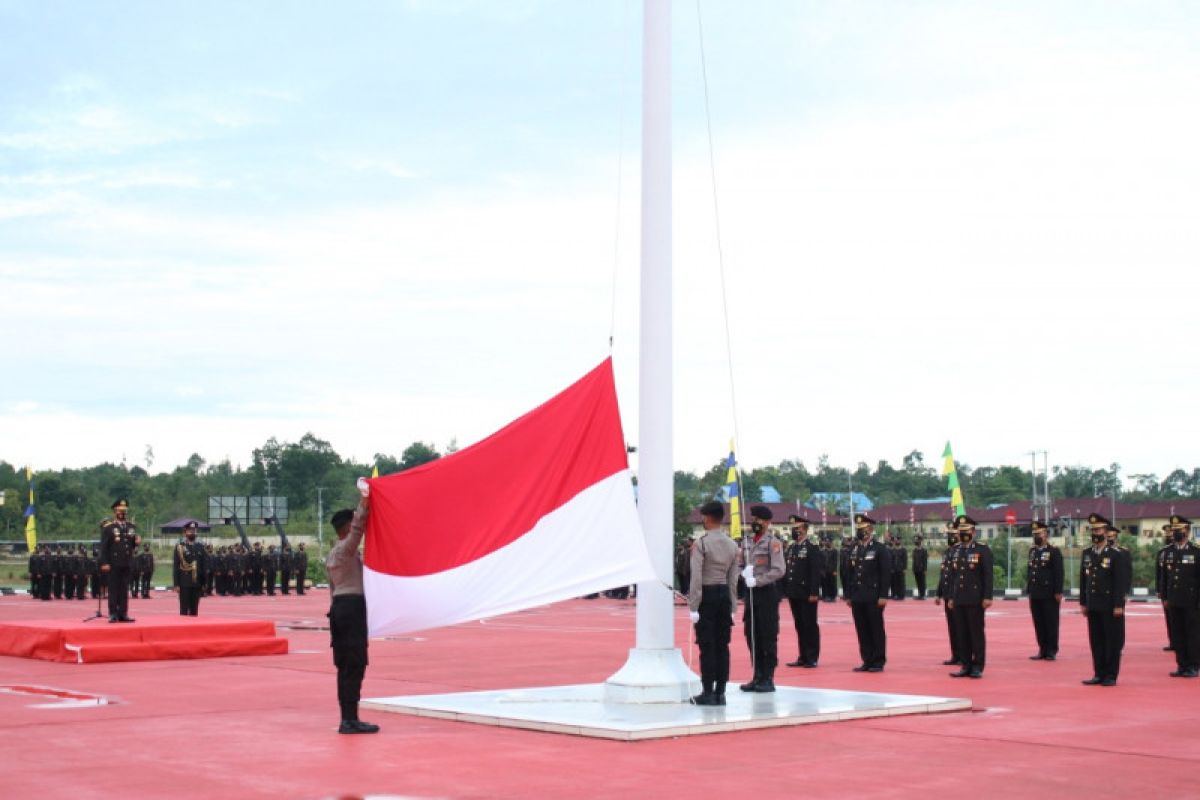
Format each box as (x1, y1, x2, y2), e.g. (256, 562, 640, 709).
(2, 1, 1198, 485)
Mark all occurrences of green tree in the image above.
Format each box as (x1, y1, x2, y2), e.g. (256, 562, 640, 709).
(399, 441, 441, 471)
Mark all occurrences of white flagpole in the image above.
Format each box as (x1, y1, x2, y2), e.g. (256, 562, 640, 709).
(605, 0, 698, 702)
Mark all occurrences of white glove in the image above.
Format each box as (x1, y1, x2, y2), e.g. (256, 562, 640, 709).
(356, 477, 370, 497)
(741, 565, 755, 582)
(689, 611, 700, 624)
(745, 575, 758, 588)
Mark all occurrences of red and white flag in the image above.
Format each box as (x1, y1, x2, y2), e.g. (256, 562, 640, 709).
(363, 358, 656, 636)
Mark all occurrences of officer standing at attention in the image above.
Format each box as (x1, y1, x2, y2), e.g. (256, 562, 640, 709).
(99, 499, 140, 623)
(783, 515, 822, 668)
(738, 505, 786, 692)
(295, 543, 309, 594)
(911, 535, 928, 599)
(327, 486, 379, 734)
(946, 515, 992, 678)
(1157, 525, 1174, 652)
(687, 501, 740, 706)
(139, 544, 154, 598)
(265, 545, 279, 595)
(1080, 514, 1130, 686)
(838, 534, 854, 599)
(1026, 520, 1064, 660)
(280, 545, 293, 594)
(1161, 515, 1199, 678)
(847, 514, 891, 672)
(889, 533, 908, 600)
(173, 522, 206, 616)
(27, 547, 41, 598)
(936, 522, 960, 665)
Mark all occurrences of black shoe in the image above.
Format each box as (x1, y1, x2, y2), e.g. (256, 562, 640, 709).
(1183, 669, 1199, 678)
(852, 665, 869, 672)
(690, 692, 714, 705)
(107, 618, 118, 624)
(800, 662, 818, 668)
(338, 720, 380, 734)
(1163, 645, 1174, 651)
(118, 616, 135, 623)
(752, 680, 775, 692)
(950, 669, 971, 678)
(1100, 678, 1117, 687)
(942, 658, 961, 666)
(710, 693, 726, 706)
(786, 659, 805, 667)
(1029, 654, 1045, 660)
(1081, 677, 1103, 685)
(739, 679, 760, 692)
(968, 670, 983, 679)
(1044, 655, 1056, 661)
(865, 666, 884, 673)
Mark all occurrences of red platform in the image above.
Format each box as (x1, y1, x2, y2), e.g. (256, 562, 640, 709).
(0, 615, 289, 663)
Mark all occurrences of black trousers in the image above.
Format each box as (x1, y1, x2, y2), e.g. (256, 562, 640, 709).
(76, 576, 87, 599)
(280, 571, 291, 593)
(914, 571, 927, 599)
(820, 573, 838, 600)
(296, 572, 305, 594)
(944, 602, 959, 659)
(743, 589, 779, 679)
(952, 603, 986, 671)
(64, 574, 76, 599)
(695, 586, 733, 694)
(106, 567, 130, 619)
(91, 574, 102, 599)
(1166, 604, 1200, 670)
(178, 586, 201, 616)
(787, 595, 820, 664)
(53, 574, 63, 598)
(850, 601, 886, 668)
(1086, 609, 1124, 680)
(140, 571, 152, 597)
(890, 572, 907, 600)
(266, 571, 277, 594)
(1164, 603, 1175, 648)
(330, 594, 369, 720)
(1029, 597, 1060, 656)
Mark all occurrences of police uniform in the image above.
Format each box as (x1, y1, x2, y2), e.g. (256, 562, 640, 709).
(280, 546, 293, 594)
(911, 539, 928, 599)
(890, 539, 908, 600)
(1161, 515, 1200, 677)
(51, 546, 65, 599)
(738, 506, 786, 692)
(947, 515, 993, 678)
(265, 546, 279, 594)
(838, 537, 853, 598)
(173, 524, 206, 616)
(204, 545, 216, 596)
(27, 549, 41, 597)
(936, 526, 961, 664)
(1080, 515, 1131, 685)
(687, 508, 740, 705)
(295, 545, 308, 594)
(98, 499, 140, 622)
(847, 514, 891, 672)
(820, 539, 839, 601)
(783, 521, 823, 668)
(1026, 520, 1064, 660)
(1156, 528, 1174, 651)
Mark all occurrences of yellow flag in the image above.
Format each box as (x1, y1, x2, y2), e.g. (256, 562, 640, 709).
(371, 465, 379, 478)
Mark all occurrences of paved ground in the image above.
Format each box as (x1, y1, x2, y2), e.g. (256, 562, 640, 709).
(2, 590, 1195, 799)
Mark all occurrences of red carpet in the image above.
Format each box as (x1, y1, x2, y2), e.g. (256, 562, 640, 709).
(0, 615, 288, 663)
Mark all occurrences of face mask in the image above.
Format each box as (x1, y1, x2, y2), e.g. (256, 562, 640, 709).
(1034, 535, 1046, 545)
(791, 531, 801, 541)
(751, 522, 763, 535)
(1091, 534, 1105, 544)
(1173, 531, 1187, 543)
(856, 530, 869, 541)
(959, 533, 971, 543)
(186, 533, 196, 541)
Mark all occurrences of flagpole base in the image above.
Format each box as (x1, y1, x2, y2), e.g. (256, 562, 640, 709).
(603, 647, 700, 703)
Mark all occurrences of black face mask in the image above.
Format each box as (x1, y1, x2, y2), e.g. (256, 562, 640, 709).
(1091, 534, 1105, 544)
(1173, 531, 1187, 543)
(791, 530, 801, 542)
(856, 530, 869, 541)
(1034, 535, 1046, 545)
(186, 533, 196, 541)
(751, 522, 763, 535)
(959, 533, 972, 544)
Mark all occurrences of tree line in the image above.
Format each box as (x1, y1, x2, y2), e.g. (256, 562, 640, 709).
(3, 439, 1198, 541)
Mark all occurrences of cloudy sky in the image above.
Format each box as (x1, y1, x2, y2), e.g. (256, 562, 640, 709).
(2, 1, 1197, 484)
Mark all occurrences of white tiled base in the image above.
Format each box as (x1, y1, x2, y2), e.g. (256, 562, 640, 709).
(362, 684, 971, 741)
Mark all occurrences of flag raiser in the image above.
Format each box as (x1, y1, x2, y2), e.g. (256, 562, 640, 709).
(362, 358, 657, 636)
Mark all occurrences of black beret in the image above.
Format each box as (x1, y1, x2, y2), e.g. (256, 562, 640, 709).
(749, 505, 772, 521)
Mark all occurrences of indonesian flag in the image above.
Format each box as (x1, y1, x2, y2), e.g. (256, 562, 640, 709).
(363, 358, 656, 636)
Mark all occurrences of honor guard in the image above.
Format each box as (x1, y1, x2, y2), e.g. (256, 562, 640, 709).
(687, 501, 740, 705)
(280, 545, 293, 594)
(911, 535, 928, 599)
(1161, 515, 1199, 677)
(1026, 520, 1064, 660)
(250, 542, 264, 595)
(946, 515, 993, 678)
(847, 514, 891, 672)
(27, 547, 41, 597)
(737, 505, 786, 692)
(936, 522, 961, 665)
(62, 545, 78, 600)
(295, 543, 308, 594)
(98, 499, 140, 622)
(138, 544, 154, 598)
(889, 534, 908, 600)
(783, 515, 822, 668)
(1156, 525, 1174, 651)
(173, 522, 206, 616)
(1080, 514, 1131, 686)
(265, 545, 279, 595)
(51, 545, 65, 599)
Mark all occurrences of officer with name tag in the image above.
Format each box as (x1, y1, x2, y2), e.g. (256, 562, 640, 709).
(98, 499, 140, 622)
(173, 522, 206, 616)
(687, 501, 740, 706)
(783, 515, 822, 668)
(1026, 520, 1064, 660)
(936, 522, 961, 665)
(1161, 515, 1199, 678)
(1080, 514, 1131, 686)
(946, 515, 993, 678)
(847, 514, 891, 672)
(738, 505, 786, 692)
